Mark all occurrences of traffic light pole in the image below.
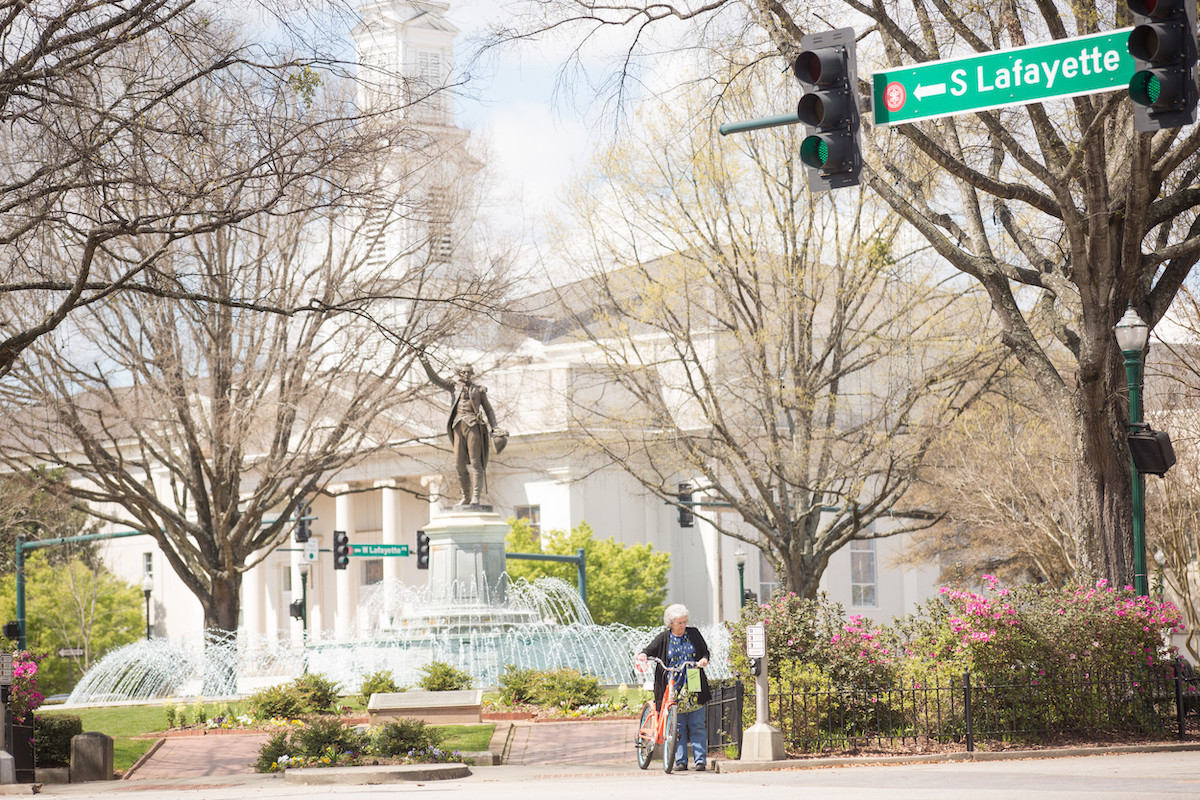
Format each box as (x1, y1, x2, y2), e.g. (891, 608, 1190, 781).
(719, 112, 802, 135)
(505, 549, 587, 607)
(14, 529, 148, 651)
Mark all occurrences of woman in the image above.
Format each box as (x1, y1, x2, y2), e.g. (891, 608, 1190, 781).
(637, 603, 711, 771)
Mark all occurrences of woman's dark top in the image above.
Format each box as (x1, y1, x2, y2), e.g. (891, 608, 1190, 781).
(641, 626, 712, 708)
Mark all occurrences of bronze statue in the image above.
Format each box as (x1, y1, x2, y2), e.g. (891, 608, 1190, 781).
(423, 359, 504, 506)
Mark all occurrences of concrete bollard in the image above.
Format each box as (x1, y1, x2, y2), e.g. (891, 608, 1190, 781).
(69, 732, 113, 783)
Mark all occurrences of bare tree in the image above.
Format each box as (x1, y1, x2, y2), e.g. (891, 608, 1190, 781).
(0, 0, 405, 378)
(0, 88, 509, 637)
(489, 0, 1200, 588)
(902, 371, 1081, 586)
(532, 70, 1004, 598)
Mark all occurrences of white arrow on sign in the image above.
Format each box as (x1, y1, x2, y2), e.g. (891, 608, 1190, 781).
(914, 82, 947, 101)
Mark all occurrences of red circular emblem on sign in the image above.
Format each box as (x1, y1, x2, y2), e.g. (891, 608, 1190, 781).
(884, 81, 906, 113)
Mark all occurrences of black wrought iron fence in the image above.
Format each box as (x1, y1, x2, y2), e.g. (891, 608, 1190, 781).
(768, 659, 1200, 753)
(705, 679, 744, 758)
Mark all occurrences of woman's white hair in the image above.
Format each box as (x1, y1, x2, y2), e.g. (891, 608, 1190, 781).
(663, 603, 690, 627)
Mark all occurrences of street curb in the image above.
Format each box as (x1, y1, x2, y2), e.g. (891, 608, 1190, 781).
(713, 741, 1200, 773)
(122, 738, 165, 780)
(282, 762, 471, 784)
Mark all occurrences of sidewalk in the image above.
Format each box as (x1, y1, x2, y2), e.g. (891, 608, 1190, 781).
(502, 719, 638, 765)
(125, 733, 271, 780)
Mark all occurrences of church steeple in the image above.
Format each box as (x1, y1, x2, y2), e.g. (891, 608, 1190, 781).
(352, 0, 460, 126)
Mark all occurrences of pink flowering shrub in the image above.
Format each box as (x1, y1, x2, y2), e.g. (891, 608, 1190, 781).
(728, 580, 1184, 750)
(730, 579, 1183, 685)
(10, 651, 45, 723)
(897, 577, 1184, 681)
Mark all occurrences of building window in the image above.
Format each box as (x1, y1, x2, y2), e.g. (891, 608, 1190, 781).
(363, 559, 384, 586)
(850, 540, 877, 607)
(282, 566, 292, 594)
(142, 552, 153, 578)
(758, 551, 777, 604)
(514, 505, 540, 540)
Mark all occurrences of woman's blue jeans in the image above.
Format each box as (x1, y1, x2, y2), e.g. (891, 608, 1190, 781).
(674, 707, 707, 767)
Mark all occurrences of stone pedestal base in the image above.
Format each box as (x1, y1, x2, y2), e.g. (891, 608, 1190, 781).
(421, 509, 510, 606)
(740, 722, 784, 761)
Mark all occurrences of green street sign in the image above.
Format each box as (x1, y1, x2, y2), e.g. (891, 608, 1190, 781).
(873, 29, 1134, 126)
(349, 543, 410, 557)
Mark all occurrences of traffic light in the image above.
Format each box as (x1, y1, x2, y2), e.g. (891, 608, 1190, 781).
(416, 530, 430, 570)
(1127, 0, 1199, 131)
(1129, 424, 1177, 475)
(677, 483, 694, 528)
(294, 503, 311, 543)
(794, 26, 862, 191)
(333, 530, 350, 570)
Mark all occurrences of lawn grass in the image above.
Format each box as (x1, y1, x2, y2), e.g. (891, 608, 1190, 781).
(437, 724, 495, 753)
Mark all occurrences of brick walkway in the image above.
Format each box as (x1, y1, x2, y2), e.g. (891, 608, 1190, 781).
(503, 719, 638, 765)
(126, 733, 271, 780)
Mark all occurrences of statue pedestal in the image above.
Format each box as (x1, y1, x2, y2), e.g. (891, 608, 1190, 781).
(424, 507, 509, 605)
(399, 508, 540, 634)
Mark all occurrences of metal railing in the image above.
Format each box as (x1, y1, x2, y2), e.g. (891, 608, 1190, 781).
(768, 660, 1200, 753)
(706, 679, 745, 758)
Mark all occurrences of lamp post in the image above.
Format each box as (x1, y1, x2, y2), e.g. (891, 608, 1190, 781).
(1115, 305, 1150, 597)
(1154, 548, 1167, 600)
(141, 574, 154, 640)
(298, 562, 310, 638)
(735, 546, 747, 610)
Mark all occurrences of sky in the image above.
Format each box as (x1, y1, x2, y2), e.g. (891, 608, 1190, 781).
(443, 2, 602, 258)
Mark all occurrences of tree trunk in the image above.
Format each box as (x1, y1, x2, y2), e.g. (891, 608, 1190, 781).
(200, 572, 243, 696)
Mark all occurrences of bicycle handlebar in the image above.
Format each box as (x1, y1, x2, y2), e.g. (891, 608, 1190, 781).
(637, 656, 700, 672)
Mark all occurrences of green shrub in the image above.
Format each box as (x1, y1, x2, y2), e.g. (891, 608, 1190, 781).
(164, 705, 176, 728)
(293, 673, 341, 713)
(418, 661, 472, 692)
(535, 668, 602, 708)
(292, 715, 364, 757)
(34, 714, 81, 767)
(359, 670, 400, 707)
(498, 665, 540, 706)
(174, 704, 188, 727)
(254, 731, 292, 773)
(191, 700, 208, 725)
(247, 683, 304, 720)
(366, 718, 443, 756)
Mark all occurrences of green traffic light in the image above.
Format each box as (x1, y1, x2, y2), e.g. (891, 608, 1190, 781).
(800, 136, 829, 168)
(1131, 70, 1162, 105)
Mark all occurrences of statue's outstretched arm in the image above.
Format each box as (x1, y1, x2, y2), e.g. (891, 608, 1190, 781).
(418, 352, 454, 393)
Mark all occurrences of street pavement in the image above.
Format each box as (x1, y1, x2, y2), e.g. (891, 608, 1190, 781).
(5, 720, 1200, 799)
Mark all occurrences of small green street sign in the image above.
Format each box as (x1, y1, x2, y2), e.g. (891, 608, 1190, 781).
(349, 543, 410, 557)
(873, 29, 1134, 126)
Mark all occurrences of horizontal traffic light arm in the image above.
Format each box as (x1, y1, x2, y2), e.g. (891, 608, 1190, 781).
(718, 111, 802, 135)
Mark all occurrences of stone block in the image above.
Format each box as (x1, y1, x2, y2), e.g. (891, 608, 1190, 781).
(69, 732, 113, 783)
(367, 689, 483, 724)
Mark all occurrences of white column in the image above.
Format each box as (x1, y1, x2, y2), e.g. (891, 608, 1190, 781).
(377, 480, 401, 584)
(332, 485, 357, 638)
(242, 553, 263, 638)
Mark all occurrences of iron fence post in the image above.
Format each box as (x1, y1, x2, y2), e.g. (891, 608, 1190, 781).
(1176, 659, 1186, 741)
(963, 670, 974, 752)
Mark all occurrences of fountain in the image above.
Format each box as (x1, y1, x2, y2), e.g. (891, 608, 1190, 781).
(65, 508, 731, 705)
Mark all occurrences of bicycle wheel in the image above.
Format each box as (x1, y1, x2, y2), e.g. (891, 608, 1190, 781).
(662, 704, 678, 773)
(635, 703, 655, 769)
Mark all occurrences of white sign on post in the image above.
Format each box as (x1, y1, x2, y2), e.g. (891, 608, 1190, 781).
(304, 540, 319, 562)
(747, 622, 766, 658)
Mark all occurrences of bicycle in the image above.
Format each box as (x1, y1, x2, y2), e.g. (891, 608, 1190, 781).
(633, 656, 699, 773)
